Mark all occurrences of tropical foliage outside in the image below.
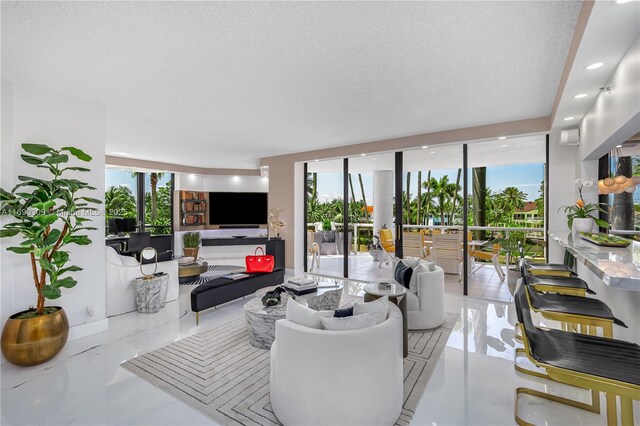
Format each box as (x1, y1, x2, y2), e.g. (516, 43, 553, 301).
(307, 168, 544, 249)
(104, 171, 172, 235)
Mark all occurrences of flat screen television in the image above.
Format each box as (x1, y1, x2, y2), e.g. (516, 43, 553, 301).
(209, 192, 267, 226)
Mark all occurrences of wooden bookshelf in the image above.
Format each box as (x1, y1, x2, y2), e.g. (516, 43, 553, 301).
(179, 191, 207, 227)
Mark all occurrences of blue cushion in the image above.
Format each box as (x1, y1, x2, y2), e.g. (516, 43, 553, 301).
(394, 262, 413, 289)
(333, 307, 354, 318)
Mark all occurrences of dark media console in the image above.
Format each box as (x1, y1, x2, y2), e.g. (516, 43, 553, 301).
(201, 237, 284, 269)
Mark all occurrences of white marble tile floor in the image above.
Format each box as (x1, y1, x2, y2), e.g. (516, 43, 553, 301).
(1, 275, 636, 425)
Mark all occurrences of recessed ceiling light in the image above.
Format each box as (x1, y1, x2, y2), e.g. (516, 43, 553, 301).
(498, 136, 507, 140)
(421, 146, 429, 149)
(501, 144, 508, 148)
(564, 116, 575, 121)
(616, 0, 632, 4)
(360, 154, 366, 157)
(585, 62, 604, 70)
(313, 159, 319, 162)
(616, 144, 623, 148)
(573, 93, 588, 99)
(430, 151, 436, 154)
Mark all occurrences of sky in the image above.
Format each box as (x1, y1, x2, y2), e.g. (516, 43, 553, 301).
(314, 163, 544, 203)
(106, 169, 172, 193)
(106, 163, 544, 205)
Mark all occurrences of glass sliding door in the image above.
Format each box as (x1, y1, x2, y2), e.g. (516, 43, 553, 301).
(105, 167, 138, 235)
(305, 159, 345, 277)
(404, 145, 464, 294)
(144, 171, 173, 235)
(466, 136, 546, 302)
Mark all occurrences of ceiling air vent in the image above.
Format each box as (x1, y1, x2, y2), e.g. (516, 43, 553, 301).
(560, 128, 580, 146)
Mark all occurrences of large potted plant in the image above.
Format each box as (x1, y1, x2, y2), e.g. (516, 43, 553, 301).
(0, 143, 101, 366)
(182, 231, 200, 259)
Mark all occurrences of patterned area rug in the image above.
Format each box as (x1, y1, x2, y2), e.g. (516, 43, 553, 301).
(122, 300, 458, 426)
(179, 264, 245, 285)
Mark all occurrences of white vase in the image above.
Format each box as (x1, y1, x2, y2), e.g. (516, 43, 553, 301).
(573, 217, 594, 234)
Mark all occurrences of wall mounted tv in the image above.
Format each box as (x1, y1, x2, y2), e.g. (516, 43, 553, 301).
(209, 192, 268, 227)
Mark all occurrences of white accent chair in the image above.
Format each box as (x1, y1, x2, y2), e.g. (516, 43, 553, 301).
(392, 259, 445, 330)
(105, 246, 179, 317)
(270, 303, 403, 426)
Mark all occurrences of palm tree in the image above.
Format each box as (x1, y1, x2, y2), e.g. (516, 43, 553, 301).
(448, 168, 462, 225)
(430, 176, 452, 225)
(500, 186, 527, 212)
(420, 171, 432, 225)
(358, 174, 369, 222)
(405, 172, 411, 225)
(131, 171, 165, 225)
(472, 167, 487, 239)
(417, 171, 422, 225)
(105, 185, 136, 220)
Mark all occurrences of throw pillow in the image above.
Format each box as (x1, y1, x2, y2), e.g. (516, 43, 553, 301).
(409, 262, 429, 294)
(286, 298, 333, 329)
(428, 261, 437, 272)
(394, 261, 413, 289)
(320, 313, 377, 331)
(400, 258, 420, 268)
(353, 295, 389, 324)
(333, 307, 354, 318)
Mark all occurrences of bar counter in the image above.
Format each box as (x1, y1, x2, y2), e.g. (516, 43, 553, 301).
(549, 232, 640, 291)
(549, 231, 640, 343)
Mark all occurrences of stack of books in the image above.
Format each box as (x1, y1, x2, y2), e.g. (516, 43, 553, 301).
(284, 277, 318, 295)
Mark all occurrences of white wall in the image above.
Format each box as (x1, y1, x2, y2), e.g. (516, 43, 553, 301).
(175, 172, 268, 193)
(1, 80, 107, 341)
(579, 36, 640, 161)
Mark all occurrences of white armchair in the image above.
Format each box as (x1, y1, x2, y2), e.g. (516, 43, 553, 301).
(392, 259, 445, 330)
(407, 265, 445, 330)
(105, 246, 179, 317)
(270, 302, 403, 426)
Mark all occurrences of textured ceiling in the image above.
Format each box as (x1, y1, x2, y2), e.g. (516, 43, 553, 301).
(2, 1, 581, 169)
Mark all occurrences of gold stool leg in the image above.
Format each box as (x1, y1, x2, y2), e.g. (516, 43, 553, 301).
(606, 393, 617, 426)
(620, 397, 633, 426)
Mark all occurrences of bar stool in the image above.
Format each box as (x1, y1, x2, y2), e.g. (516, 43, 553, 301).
(522, 258, 576, 277)
(514, 285, 640, 426)
(520, 260, 595, 297)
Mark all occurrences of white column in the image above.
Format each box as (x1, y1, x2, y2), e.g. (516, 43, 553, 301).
(373, 170, 394, 239)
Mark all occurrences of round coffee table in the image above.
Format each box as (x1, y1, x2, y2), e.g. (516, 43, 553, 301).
(178, 261, 208, 284)
(244, 284, 343, 349)
(363, 282, 408, 357)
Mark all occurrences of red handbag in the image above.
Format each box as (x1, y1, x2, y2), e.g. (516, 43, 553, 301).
(245, 247, 274, 273)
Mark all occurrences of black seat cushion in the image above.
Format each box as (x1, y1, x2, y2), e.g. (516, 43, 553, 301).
(515, 285, 640, 386)
(526, 286, 626, 327)
(523, 273, 595, 294)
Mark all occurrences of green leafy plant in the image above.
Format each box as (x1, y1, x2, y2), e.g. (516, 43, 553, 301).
(0, 144, 101, 318)
(322, 219, 332, 231)
(182, 231, 201, 248)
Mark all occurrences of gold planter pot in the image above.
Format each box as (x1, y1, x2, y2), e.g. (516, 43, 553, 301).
(1, 307, 69, 366)
(183, 247, 199, 259)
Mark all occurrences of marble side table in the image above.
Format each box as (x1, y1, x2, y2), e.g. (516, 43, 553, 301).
(244, 285, 344, 349)
(133, 274, 169, 314)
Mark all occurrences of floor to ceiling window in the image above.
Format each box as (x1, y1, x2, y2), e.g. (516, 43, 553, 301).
(301, 134, 548, 303)
(105, 167, 138, 233)
(601, 141, 640, 231)
(306, 159, 345, 277)
(105, 167, 174, 235)
(143, 171, 173, 235)
(465, 136, 546, 301)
